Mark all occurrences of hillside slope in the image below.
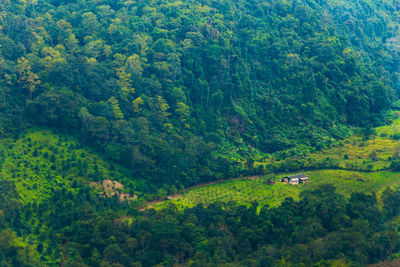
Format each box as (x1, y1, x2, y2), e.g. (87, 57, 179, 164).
(0, 0, 398, 186)
(0, 128, 151, 203)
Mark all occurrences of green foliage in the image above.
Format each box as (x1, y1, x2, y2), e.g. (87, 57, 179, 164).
(382, 187, 400, 218)
(0, 0, 397, 187)
(3, 182, 400, 266)
(0, 229, 40, 266)
(251, 113, 400, 173)
(155, 169, 400, 211)
(390, 160, 400, 171)
(0, 129, 148, 203)
(1, 0, 400, 265)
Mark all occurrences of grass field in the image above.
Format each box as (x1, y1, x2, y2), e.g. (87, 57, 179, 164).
(154, 170, 400, 210)
(0, 128, 144, 203)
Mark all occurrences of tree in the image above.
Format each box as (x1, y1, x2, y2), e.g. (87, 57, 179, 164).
(126, 238, 137, 257)
(88, 117, 110, 145)
(81, 12, 100, 36)
(126, 54, 144, 76)
(78, 107, 93, 144)
(116, 66, 134, 100)
(107, 97, 124, 120)
(246, 158, 255, 174)
(103, 244, 127, 264)
(132, 97, 144, 113)
(0, 180, 20, 224)
(381, 187, 400, 218)
(149, 96, 170, 124)
(17, 57, 40, 100)
(41, 46, 67, 68)
(362, 127, 377, 140)
(390, 160, 400, 171)
(175, 101, 190, 124)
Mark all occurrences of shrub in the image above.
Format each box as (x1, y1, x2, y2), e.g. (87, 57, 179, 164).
(390, 160, 400, 171)
(369, 151, 378, 161)
(391, 133, 400, 140)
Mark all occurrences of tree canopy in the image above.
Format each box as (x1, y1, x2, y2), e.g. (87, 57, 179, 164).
(0, 0, 398, 186)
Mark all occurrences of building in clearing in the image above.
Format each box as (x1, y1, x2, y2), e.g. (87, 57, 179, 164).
(282, 173, 309, 185)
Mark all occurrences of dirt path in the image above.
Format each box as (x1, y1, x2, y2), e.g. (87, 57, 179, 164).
(369, 258, 400, 267)
(60, 240, 69, 267)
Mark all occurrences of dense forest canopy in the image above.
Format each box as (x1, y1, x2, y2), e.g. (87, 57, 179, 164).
(0, 0, 399, 186)
(2, 181, 400, 266)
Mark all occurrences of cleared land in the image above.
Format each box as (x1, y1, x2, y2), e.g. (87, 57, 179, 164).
(153, 170, 400, 210)
(0, 128, 142, 203)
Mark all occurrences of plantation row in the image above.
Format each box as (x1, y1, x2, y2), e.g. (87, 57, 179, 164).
(155, 170, 400, 210)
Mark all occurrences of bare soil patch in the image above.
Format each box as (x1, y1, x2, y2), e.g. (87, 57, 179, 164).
(90, 179, 137, 201)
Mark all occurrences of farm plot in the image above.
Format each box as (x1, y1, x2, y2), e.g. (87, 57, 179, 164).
(154, 170, 400, 210)
(0, 128, 143, 203)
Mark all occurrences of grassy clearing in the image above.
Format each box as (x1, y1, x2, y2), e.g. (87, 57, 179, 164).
(303, 121, 400, 171)
(0, 128, 143, 203)
(154, 170, 400, 210)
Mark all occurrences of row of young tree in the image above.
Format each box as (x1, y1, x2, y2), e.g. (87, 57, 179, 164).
(0, 0, 398, 186)
(1, 179, 400, 266)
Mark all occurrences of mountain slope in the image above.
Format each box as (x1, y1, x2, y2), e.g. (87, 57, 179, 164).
(0, 0, 398, 185)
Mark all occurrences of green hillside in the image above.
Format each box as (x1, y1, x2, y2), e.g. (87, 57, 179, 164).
(0, 0, 398, 187)
(0, 128, 149, 203)
(155, 113, 400, 210)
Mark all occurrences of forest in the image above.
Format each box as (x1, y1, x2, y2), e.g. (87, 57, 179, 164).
(2, 181, 400, 266)
(1, 0, 400, 266)
(1, 0, 399, 186)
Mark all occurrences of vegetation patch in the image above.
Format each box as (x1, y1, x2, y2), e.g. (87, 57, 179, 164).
(0, 128, 144, 203)
(244, 112, 400, 175)
(154, 170, 400, 210)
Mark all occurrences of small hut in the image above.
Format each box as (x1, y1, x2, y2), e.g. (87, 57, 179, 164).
(282, 173, 309, 185)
